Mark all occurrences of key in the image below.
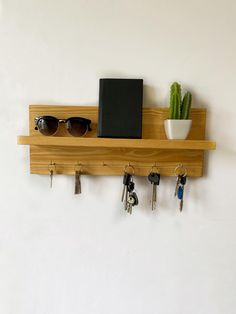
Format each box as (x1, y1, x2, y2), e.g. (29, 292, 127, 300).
(124, 175, 133, 210)
(177, 174, 187, 211)
(121, 172, 131, 202)
(148, 172, 160, 210)
(126, 195, 133, 214)
(174, 175, 181, 197)
(127, 191, 138, 214)
(180, 175, 187, 185)
(49, 169, 53, 188)
(74, 170, 81, 194)
(177, 185, 184, 211)
(124, 176, 134, 211)
(126, 179, 135, 212)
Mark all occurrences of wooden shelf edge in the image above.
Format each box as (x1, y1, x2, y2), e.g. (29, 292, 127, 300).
(17, 136, 216, 150)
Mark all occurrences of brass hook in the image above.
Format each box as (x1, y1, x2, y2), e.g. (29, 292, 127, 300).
(174, 163, 187, 176)
(48, 161, 56, 172)
(124, 163, 135, 175)
(151, 163, 160, 173)
(74, 162, 83, 172)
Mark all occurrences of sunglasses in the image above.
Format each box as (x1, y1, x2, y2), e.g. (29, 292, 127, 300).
(34, 116, 92, 137)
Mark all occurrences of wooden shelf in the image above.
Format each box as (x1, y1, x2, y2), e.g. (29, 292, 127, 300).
(17, 136, 216, 151)
(17, 105, 216, 177)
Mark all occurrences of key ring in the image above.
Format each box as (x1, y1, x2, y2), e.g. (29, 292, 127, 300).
(150, 163, 160, 174)
(124, 163, 135, 175)
(174, 163, 187, 177)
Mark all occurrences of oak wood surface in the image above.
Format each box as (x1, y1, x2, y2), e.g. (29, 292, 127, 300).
(18, 136, 216, 150)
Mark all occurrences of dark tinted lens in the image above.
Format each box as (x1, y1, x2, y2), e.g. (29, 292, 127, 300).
(37, 116, 58, 136)
(66, 118, 88, 137)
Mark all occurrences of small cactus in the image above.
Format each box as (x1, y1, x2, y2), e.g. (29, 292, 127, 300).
(181, 92, 192, 119)
(169, 82, 192, 119)
(169, 82, 181, 119)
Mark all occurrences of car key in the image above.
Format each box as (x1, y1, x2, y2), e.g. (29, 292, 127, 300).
(148, 172, 160, 210)
(174, 175, 181, 197)
(127, 191, 138, 214)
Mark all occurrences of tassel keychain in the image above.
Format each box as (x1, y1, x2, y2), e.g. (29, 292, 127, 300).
(74, 164, 82, 194)
(49, 169, 53, 188)
(74, 170, 82, 194)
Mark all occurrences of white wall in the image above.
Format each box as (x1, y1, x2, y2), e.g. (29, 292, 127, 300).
(0, 0, 235, 313)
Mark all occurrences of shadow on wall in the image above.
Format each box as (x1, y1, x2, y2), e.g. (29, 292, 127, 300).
(35, 79, 161, 108)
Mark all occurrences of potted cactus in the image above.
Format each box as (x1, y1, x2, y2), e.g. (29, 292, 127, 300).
(164, 82, 192, 139)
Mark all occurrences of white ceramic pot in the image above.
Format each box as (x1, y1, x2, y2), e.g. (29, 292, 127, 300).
(164, 119, 192, 140)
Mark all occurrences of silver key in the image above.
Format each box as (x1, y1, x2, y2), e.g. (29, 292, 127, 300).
(177, 175, 187, 211)
(126, 191, 138, 214)
(74, 170, 81, 194)
(152, 183, 156, 210)
(127, 194, 135, 214)
(49, 169, 53, 188)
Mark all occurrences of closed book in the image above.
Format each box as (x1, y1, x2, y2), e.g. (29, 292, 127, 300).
(97, 78, 143, 138)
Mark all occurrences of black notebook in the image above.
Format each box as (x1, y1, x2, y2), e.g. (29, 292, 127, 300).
(97, 78, 143, 138)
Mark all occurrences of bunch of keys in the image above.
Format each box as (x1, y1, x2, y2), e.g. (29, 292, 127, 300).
(126, 179, 138, 214)
(148, 167, 161, 210)
(174, 164, 187, 211)
(121, 165, 138, 214)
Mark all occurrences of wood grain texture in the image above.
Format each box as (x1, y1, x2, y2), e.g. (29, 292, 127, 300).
(17, 105, 216, 177)
(29, 146, 204, 176)
(18, 136, 216, 150)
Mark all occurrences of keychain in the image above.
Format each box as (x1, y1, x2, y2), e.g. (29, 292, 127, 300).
(74, 163, 83, 195)
(174, 164, 187, 211)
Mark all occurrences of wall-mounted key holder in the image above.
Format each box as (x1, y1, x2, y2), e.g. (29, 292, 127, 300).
(17, 105, 216, 177)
